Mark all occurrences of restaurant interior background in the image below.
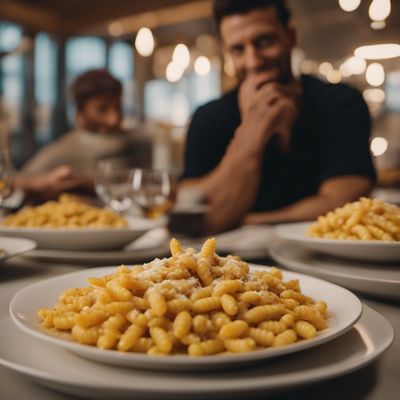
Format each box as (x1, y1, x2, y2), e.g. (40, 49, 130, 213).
(0, 0, 399, 193)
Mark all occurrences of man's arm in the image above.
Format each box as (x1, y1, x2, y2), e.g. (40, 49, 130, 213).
(181, 78, 301, 233)
(14, 165, 94, 204)
(243, 175, 373, 225)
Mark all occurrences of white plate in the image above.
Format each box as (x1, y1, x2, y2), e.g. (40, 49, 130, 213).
(0, 237, 36, 262)
(10, 265, 362, 371)
(24, 227, 171, 265)
(0, 305, 393, 399)
(276, 222, 400, 262)
(270, 242, 400, 301)
(213, 225, 276, 259)
(0, 217, 163, 251)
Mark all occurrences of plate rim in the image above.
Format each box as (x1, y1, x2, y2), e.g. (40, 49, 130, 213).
(276, 221, 400, 246)
(0, 304, 394, 394)
(9, 264, 362, 369)
(0, 217, 164, 251)
(270, 242, 400, 285)
(0, 236, 37, 261)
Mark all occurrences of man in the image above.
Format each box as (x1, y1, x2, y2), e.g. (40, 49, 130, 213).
(17, 69, 151, 202)
(181, 0, 375, 233)
(22, 69, 139, 175)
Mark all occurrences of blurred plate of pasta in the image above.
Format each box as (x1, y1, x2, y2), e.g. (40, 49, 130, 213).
(0, 194, 165, 250)
(0, 217, 164, 251)
(270, 242, 400, 301)
(10, 264, 362, 371)
(276, 222, 400, 262)
(24, 227, 170, 265)
(0, 237, 36, 263)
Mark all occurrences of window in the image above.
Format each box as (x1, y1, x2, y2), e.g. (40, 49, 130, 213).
(65, 36, 106, 124)
(109, 41, 135, 124)
(34, 32, 57, 144)
(144, 67, 220, 126)
(0, 22, 24, 134)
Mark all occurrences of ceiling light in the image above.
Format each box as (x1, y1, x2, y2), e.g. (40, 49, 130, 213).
(370, 137, 388, 157)
(355, 44, 400, 60)
(166, 61, 184, 82)
(172, 44, 190, 70)
(369, 0, 391, 21)
(366, 63, 385, 86)
(338, 0, 361, 12)
(318, 62, 333, 76)
(341, 56, 366, 75)
(370, 20, 386, 30)
(194, 56, 211, 76)
(135, 27, 155, 57)
(363, 88, 386, 103)
(326, 70, 342, 84)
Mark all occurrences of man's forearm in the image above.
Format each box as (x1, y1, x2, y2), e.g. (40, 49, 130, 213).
(243, 194, 340, 225)
(244, 176, 373, 225)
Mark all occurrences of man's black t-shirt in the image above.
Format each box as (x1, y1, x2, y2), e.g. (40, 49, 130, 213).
(183, 75, 376, 212)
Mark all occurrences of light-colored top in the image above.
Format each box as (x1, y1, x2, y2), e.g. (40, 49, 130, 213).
(21, 129, 153, 176)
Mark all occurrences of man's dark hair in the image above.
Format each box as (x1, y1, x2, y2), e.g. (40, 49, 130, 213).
(71, 69, 122, 111)
(213, 0, 291, 30)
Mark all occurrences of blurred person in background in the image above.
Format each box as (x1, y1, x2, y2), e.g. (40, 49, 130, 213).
(181, 0, 376, 233)
(15, 69, 151, 203)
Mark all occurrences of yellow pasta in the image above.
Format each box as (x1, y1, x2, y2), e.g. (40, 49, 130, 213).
(173, 311, 192, 338)
(224, 338, 256, 353)
(219, 320, 248, 340)
(192, 315, 210, 335)
(192, 296, 221, 313)
(213, 280, 243, 297)
(220, 293, 238, 316)
(170, 238, 183, 257)
(200, 238, 216, 260)
(2, 194, 127, 228)
(273, 329, 297, 347)
(118, 324, 145, 351)
(248, 328, 274, 347)
(196, 259, 213, 286)
(188, 339, 224, 356)
(244, 304, 286, 324)
(211, 312, 231, 329)
(147, 289, 167, 317)
(149, 327, 172, 354)
(258, 320, 287, 335)
(308, 197, 400, 241)
(71, 325, 101, 345)
(294, 320, 317, 339)
(53, 314, 75, 330)
(38, 238, 329, 356)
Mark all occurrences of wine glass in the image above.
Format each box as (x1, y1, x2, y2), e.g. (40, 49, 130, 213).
(94, 159, 135, 214)
(131, 169, 177, 219)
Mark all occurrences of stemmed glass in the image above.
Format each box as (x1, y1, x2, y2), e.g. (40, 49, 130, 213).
(94, 159, 135, 214)
(131, 169, 177, 219)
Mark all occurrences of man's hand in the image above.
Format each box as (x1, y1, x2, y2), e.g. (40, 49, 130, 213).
(238, 75, 302, 153)
(14, 165, 94, 203)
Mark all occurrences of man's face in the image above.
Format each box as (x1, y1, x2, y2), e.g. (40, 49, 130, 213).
(77, 94, 122, 134)
(220, 6, 296, 84)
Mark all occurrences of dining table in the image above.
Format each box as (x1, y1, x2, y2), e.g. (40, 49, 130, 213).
(0, 248, 398, 400)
